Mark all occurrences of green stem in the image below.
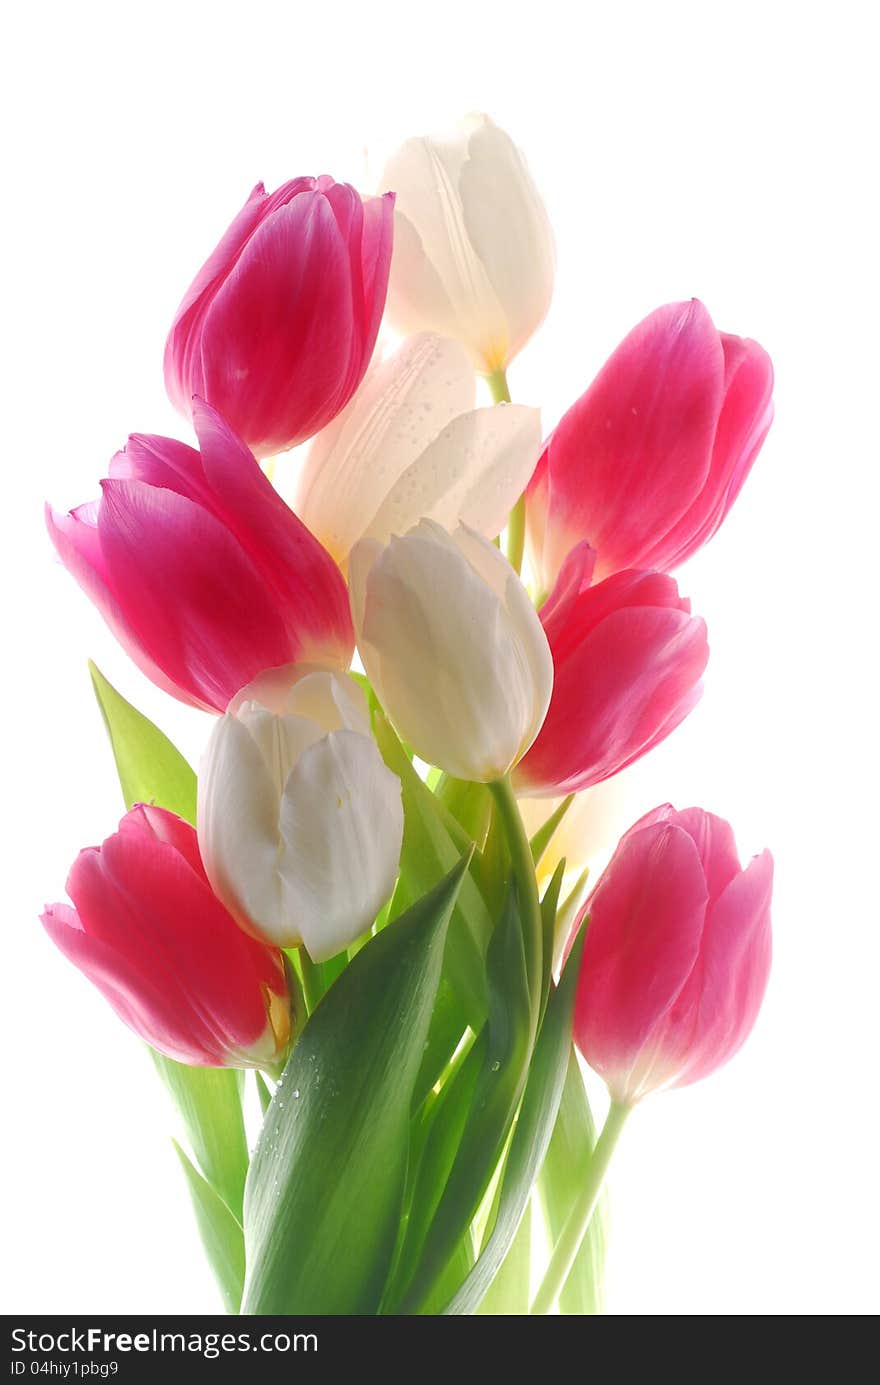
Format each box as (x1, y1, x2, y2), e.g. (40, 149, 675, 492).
(505, 496, 526, 576)
(488, 775, 543, 1029)
(298, 949, 323, 1014)
(486, 367, 511, 405)
(485, 367, 526, 576)
(530, 1100, 631, 1315)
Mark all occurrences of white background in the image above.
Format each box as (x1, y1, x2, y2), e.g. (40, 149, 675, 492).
(3, 0, 877, 1316)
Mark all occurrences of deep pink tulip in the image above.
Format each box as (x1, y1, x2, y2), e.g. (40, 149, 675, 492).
(573, 805, 773, 1103)
(46, 398, 354, 712)
(41, 806, 292, 1068)
(514, 543, 709, 796)
(164, 177, 395, 457)
(527, 300, 774, 590)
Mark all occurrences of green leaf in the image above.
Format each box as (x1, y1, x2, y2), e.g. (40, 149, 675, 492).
(540, 860, 566, 1022)
(255, 1071, 273, 1117)
(88, 664, 251, 1230)
(434, 775, 492, 848)
(441, 927, 586, 1315)
(374, 711, 492, 1031)
(172, 1141, 245, 1315)
(529, 794, 574, 868)
(153, 1057, 249, 1221)
(476, 1198, 532, 1315)
(242, 857, 469, 1316)
(385, 1032, 487, 1308)
(395, 885, 532, 1313)
(89, 662, 197, 823)
(537, 1054, 607, 1315)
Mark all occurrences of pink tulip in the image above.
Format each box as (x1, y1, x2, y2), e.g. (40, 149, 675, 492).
(527, 300, 774, 590)
(41, 806, 292, 1068)
(164, 177, 394, 457)
(46, 398, 353, 712)
(573, 805, 773, 1103)
(514, 543, 709, 796)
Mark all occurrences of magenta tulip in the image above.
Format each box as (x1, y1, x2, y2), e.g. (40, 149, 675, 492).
(46, 398, 353, 712)
(573, 805, 773, 1103)
(164, 177, 394, 457)
(41, 806, 292, 1068)
(514, 542, 709, 796)
(527, 300, 774, 590)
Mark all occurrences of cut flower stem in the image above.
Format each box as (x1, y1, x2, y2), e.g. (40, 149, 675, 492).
(486, 367, 527, 576)
(530, 1099, 631, 1314)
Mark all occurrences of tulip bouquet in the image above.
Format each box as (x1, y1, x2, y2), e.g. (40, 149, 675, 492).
(42, 115, 774, 1316)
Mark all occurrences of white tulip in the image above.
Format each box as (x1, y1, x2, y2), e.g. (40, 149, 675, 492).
(291, 332, 541, 566)
(198, 668, 403, 961)
(379, 115, 555, 374)
(350, 521, 553, 782)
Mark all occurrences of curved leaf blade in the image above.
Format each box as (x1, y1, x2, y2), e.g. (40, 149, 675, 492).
(173, 1142, 245, 1315)
(89, 661, 197, 823)
(242, 857, 469, 1316)
(441, 927, 586, 1315)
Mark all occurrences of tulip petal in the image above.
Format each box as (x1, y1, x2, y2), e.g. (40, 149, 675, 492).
(56, 817, 285, 1064)
(45, 501, 199, 707)
(191, 399, 354, 666)
(359, 192, 397, 348)
(109, 433, 214, 508)
(293, 332, 475, 562)
(667, 808, 743, 903)
(517, 602, 709, 795)
(532, 300, 726, 586)
(459, 115, 555, 364)
(283, 671, 371, 735)
(96, 478, 297, 712)
(197, 715, 297, 945)
(354, 522, 551, 780)
(574, 821, 710, 1102)
(365, 403, 541, 547)
(383, 129, 508, 369)
(278, 729, 404, 962)
(200, 192, 356, 455)
(671, 850, 773, 1088)
(654, 335, 775, 568)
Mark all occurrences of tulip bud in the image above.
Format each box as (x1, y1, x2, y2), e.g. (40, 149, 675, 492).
(515, 543, 709, 796)
(41, 805, 291, 1068)
(574, 805, 773, 1103)
(350, 520, 553, 781)
(527, 300, 774, 591)
(380, 115, 555, 374)
(46, 398, 353, 712)
(290, 331, 541, 565)
(164, 177, 394, 457)
(198, 668, 403, 961)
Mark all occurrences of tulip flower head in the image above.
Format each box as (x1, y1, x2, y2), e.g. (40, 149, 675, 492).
(291, 331, 541, 566)
(515, 543, 709, 796)
(350, 520, 553, 782)
(41, 805, 291, 1068)
(574, 805, 773, 1104)
(380, 114, 555, 375)
(527, 299, 774, 591)
(164, 176, 394, 456)
(198, 668, 404, 961)
(46, 399, 353, 712)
